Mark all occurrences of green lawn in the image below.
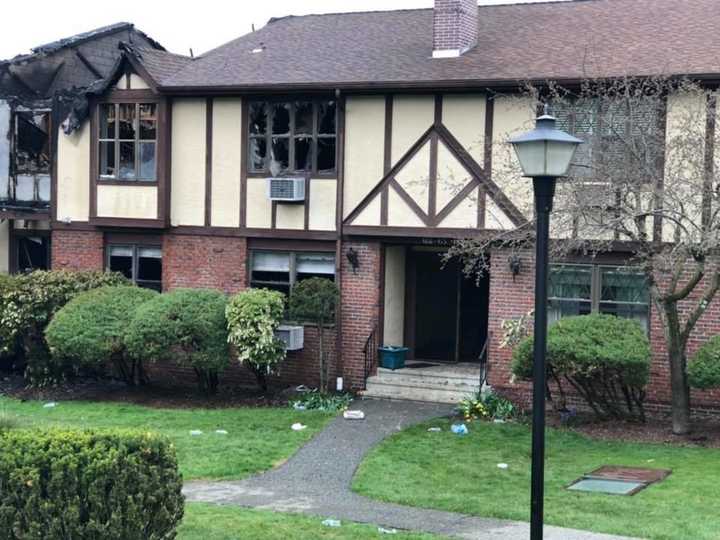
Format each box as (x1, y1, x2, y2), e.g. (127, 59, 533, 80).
(180, 504, 444, 539)
(0, 396, 333, 480)
(353, 418, 720, 540)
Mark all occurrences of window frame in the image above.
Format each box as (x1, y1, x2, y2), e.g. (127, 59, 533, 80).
(249, 249, 336, 294)
(106, 242, 163, 291)
(549, 263, 650, 332)
(246, 97, 338, 178)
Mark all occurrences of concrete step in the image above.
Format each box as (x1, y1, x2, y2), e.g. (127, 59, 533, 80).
(362, 377, 480, 404)
(374, 368, 481, 388)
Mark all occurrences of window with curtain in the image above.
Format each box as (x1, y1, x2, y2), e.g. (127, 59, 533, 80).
(249, 250, 335, 296)
(549, 263, 649, 332)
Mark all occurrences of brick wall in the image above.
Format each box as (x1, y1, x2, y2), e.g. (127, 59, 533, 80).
(340, 240, 382, 390)
(51, 229, 104, 271)
(162, 233, 247, 294)
(432, 0, 479, 53)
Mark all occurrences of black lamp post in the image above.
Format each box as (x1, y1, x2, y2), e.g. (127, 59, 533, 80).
(509, 109, 582, 540)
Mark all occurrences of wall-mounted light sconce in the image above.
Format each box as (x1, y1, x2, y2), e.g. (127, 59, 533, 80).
(346, 247, 360, 274)
(508, 254, 522, 281)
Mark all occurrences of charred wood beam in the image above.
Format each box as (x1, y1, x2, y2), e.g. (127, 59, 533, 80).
(7, 68, 40, 97)
(74, 49, 103, 79)
(43, 61, 65, 96)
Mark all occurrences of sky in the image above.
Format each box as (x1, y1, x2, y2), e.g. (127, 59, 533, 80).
(0, 0, 566, 59)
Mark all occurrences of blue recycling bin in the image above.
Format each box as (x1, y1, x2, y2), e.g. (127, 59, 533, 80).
(378, 346, 409, 370)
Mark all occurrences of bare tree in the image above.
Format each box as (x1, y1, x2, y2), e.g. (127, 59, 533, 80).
(449, 77, 720, 435)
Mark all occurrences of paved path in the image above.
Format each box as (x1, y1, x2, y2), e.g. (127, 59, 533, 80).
(184, 399, 636, 540)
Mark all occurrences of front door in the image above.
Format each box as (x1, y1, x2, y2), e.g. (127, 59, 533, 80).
(406, 249, 489, 362)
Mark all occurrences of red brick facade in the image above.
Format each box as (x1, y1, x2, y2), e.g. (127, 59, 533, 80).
(51, 229, 104, 271)
(432, 0, 478, 53)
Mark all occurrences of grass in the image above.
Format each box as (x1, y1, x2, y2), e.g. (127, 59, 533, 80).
(180, 504, 444, 539)
(0, 396, 333, 480)
(353, 418, 720, 540)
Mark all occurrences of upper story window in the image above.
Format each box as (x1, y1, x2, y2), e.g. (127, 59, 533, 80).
(549, 263, 650, 333)
(99, 103, 157, 182)
(248, 100, 337, 176)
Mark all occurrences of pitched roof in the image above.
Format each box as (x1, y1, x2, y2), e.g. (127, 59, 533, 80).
(126, 45, 194, 84)
(160, 0, 720, 91)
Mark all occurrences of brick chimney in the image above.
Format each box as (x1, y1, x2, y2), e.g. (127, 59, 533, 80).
(432, 0, 479, 58)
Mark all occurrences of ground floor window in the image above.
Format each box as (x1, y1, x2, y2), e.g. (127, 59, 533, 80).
(12, 234, 50, 273)
(249, 250, 335, 296)
(107, 244, 162, 291)
(549, 263, 649, 332)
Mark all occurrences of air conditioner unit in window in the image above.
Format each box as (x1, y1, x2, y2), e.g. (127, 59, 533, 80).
(275, 325, 304, 351)
(267, 177, 305, 202)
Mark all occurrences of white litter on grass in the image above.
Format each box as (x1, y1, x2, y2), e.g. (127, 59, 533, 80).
(43, 402, 57, 408)
(291, 423, 307, 431)
(378, 527, 398, 534)
(497, 463, 509, 470)
(343, 410, 365, 420)
(427, 427, 442, 432)
(321, 519, 341, 527)
(215, 430, 228, 435)
(189, 430, 203, 436)
(493, 419, 506, 424)
(293, 402, 307, 411)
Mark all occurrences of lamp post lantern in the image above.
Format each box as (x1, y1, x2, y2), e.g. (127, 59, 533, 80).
(509, 108, 582, 540)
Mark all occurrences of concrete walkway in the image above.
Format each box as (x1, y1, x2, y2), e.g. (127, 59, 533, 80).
(183, 399, 636, 540)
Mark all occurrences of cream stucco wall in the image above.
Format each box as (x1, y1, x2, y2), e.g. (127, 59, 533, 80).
(436, 141, 474, 223)
(211, 98, 242, 227)
(276, 203, 304, 230)
(343, 96, 386, 219)
(171, 98, 206, 226)
(96, 184, 157, 219)
(394, 142, 430, 213)
(57, 123, 90, 222)
(129, 74, 150, 90)
(309, 179, 336, 231)
(391, 95, 434, 161)
(442, 94, 486, 165)
(383, 246, 406, 346)
(0, 219, 9, 273)
(387, 188, 425, 227)
(246, 178, 272, 228)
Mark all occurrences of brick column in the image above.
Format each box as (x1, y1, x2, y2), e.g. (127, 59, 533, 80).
(340, 240, 382, 390)
(51, 229, 104, 271)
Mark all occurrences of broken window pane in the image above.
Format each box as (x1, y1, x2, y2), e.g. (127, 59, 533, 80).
(318, 101, 336, 134)
(295, 137, 312, 171)
(100, 141, 116, 177)
(270, 137, 289, 174)
(119, 104, 136, 140)
(15, 112, 50, 174)
(119, 142, 136, 179)
(100, 104, 116, 139)
(15, 175, 35, 201)
(17, 236, 49, 273)
(249, 102, 267, 134)
(249, 137, 267, 171)
(139, 104, 156, 140)
(37, 174, 50, 202)
(109, 246, 133, 279)
(138, 142, 156, 180)
(272, 103, 290, 135)
(295, 102, 313, 135)
(317, 137, 336, 172)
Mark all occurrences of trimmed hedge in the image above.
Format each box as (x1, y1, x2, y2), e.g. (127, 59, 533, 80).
(0, 429, 184, 539)
(45, 286, 158, 385)
(512, 314, 650, 420)
(689, 335, 720, 390)
(125, 289, 230, 394)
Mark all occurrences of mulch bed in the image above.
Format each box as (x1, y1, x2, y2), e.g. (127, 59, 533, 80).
(0, 373, 295, 409)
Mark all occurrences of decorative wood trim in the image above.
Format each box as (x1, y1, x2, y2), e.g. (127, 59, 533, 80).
(343, 125, 434, 225)
(479, 95, 494, 228)
(91, 217, 166, 228)
(204, 98, 213, 227)
(50, 103, 59, 222)
(103, 89, 158, 102)
(304, 177, 311, 230)
(429, 94, 443, 221)
(381, 95, 393, 225)
(96, 180, 158, 187)
(702, 94, 717, 229)
(434, 179, 480, 226)
(172, 225, 337, 241)
(89, 98, 98, 219)
(248, 238, 336, 251)
(162, 97, 172, 226)
(123, 54, 160, 94)
(343, 225, 498, 240)
(434, 94, 443, 126)
(653, 96, 668, 243)
(334, 93, 346, 379)
(389, 178, 429, 225)
(271, 201, 278, 229)
(75, 49, 103, 79)
(240, 99, 248, 228)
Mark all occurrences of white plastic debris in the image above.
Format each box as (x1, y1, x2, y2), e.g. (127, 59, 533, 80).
(321, 519, 341, 527)
(295, 385, 311, 393)
(493, 419, 506, 424)
(379, 527, 398, 534)
(291, 423, 307, 431)
(427, 427, 442, 432)
(43, 402, 57, 408)
(293, 402, 307, 411)
(451, 423, 469, 435)
(343, 410, 365, 420)
(189, 430, 203, 436)
(497, 463, 509, 470)
(215, 430, 228, 435)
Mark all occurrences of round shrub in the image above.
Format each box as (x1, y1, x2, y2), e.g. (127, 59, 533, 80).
(0, 428, 184, 539)
(226, 288, 286, 391)
(689, 336, 720, 389)
(125, 289, 229, 394)
(511, 314, 650, 420)
(0, 270, 130, 384)
(45, 286, 158, 385)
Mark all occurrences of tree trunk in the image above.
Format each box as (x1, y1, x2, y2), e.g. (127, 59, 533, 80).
(668, 341, 692, 435)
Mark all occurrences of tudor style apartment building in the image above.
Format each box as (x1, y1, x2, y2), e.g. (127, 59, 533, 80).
(2, 0, 720, 409)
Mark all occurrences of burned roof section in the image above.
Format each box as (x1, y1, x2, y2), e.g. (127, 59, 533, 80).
(160, 0, 720, 90)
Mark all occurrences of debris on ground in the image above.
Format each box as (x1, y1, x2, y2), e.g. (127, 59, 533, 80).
(291, 423, 307, 431)
(497, 463, 509, 469)
(343, 410, 365, 420)
(378, 527, 398, 534)
(321, 519, 341, 527)
(215, 429, 228, 435)
(43, 402, 57, 408)
(451, 423, 469, 435)
(427, 427, 442, 432)
(293, 402, 307, 411)
(189, 430, 203, 436)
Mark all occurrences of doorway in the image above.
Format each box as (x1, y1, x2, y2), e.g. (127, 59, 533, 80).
(405, 248, 489, 362)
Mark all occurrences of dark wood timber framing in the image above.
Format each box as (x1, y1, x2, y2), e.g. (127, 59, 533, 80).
(334, 93, 346, 380)
(381, 95, 393, 225)
(702, 94, 717, 229)
(240, 99, 249, 227)
(428, 95, 442, 221)
(204, 98, 214, 227)
(479, 95, 494, 228)
(303, 177, 312, 229)
(653, 97, 669, 243)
